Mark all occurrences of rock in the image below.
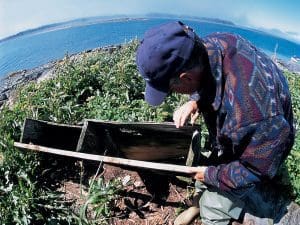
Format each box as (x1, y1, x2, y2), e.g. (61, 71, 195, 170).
(0, 86, 9, 94)
(0, 93, 8, 101)
(275, 59, 300, 75)
(286, 62, 300, 74)
(276, 202, 300, 225)
(0, 44, 126, 112)
(238, 203, 300, 225)
(174, 206, 200, 225)
(242, 213, 274, 225)
(122, 175, 131, 186)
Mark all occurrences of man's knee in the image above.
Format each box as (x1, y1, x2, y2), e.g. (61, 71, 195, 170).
(199, 189, 244, 225)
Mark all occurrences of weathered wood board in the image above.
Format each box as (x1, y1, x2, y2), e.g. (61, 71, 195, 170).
(77, 119, 199, 160)
(14, 142, 203, 175)
(21, 118, 82, 151)
(20, 118, 200, 161)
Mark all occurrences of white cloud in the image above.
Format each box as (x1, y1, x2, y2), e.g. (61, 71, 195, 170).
(0, 0, 299, 44)
(240, 9, 300, 43)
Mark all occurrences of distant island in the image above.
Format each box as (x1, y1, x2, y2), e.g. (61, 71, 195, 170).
(0, 14, 235, 43)
(145, 13, 235, 25)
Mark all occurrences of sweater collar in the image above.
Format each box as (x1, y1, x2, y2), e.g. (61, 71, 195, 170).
(204, 40, 224, 111)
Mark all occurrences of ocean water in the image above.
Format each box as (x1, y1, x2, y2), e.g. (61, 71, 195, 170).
(1, 18, 300, 78)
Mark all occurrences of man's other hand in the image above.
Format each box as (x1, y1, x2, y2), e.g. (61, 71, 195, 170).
(173, 101, 199, 128)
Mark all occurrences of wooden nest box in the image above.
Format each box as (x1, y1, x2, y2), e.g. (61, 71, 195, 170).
(20, 118, 200, 162)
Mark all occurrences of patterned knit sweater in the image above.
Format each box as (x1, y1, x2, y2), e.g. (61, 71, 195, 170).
(198, 33, 295, 191)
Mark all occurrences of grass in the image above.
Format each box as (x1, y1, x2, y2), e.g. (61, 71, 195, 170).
(0, 40, 184, 224)
(283, 71, 300, 203)
(0, 40, 299, 224)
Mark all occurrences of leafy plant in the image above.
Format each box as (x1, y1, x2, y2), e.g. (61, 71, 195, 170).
(0, 40, 184, 224)
(0, 39, 299, 225)
(78, 178, 123, 225)
(283, 71, 300, 204)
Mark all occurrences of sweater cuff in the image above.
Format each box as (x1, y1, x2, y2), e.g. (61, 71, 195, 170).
(189, 91, 201, 101)
(204, 166, 219, 188)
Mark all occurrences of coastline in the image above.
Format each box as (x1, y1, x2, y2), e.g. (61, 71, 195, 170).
(1, 16, 299, 80)
(0, 44, 299, 108)
(276, 59, 300, 75)
(0, 17, 146, 43)
(0, 14, 236, 43)
(0, 44, 121, 108)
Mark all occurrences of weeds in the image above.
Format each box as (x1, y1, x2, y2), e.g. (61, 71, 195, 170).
(284, 71, 300, 204)
(0, 40, 299, 225)
(78, 178, 123, 225)
(0, 40, 183, 224)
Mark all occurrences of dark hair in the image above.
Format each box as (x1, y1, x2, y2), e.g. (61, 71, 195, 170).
(177, 33, 209, 75)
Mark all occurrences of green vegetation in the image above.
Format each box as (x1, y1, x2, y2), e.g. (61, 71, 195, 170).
(0, 41, 184, 224)
(78, 178, 123, 225)
(284, 71, 300, 203)
(0, 40, 299, 224)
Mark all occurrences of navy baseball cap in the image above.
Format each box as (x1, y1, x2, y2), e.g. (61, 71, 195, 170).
(136, 21, 196, 106)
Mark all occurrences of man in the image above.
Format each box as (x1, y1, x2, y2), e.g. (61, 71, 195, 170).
(136, 21, 295, 225)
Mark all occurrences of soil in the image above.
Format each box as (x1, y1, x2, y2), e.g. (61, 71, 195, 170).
(54, 156, 299, 225)
(61, 163, 202, 225)
(46, 154, 300, 225)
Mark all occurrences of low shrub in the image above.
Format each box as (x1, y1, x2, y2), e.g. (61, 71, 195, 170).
(0, 40, 299, 224)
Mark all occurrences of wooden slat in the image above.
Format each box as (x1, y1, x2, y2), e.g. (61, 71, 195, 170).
(78, 120, 198, 160)
(19, 118, 200, 162)
(86, 119, 199, 134)
(21, 118, 82, 151)
(14, 142, 202, 175)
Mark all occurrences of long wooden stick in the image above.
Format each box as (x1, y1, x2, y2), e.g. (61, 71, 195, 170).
(14, 142, 201, 174)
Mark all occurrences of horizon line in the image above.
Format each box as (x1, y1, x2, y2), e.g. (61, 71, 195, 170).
(1, 13, 300, 45)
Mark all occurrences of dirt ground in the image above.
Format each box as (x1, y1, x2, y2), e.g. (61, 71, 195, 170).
(55, 157, 300, 225)
(61, 163, 202, 225)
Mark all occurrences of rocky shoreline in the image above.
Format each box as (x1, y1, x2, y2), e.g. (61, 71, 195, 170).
(0, 61, 56, 107)
(0, 45, 121, 108)
(276, 59, 300, 75)
(0, 45, 299, 108)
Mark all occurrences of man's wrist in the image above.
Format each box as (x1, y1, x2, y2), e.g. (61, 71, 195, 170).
(193, 166, 207, 182)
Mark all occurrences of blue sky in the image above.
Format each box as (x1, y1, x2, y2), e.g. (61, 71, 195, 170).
(0, 0, 299, 43)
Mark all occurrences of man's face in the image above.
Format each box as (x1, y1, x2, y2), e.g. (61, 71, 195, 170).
(169, 66, 203, 94)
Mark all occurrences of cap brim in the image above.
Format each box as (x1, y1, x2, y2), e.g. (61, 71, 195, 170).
(145, 82, 168, 106)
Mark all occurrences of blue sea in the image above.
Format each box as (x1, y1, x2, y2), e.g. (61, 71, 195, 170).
(1, 18, 300, 79)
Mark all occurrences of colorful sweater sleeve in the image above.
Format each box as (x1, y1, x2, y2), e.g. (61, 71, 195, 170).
(203, 115, 293, 191)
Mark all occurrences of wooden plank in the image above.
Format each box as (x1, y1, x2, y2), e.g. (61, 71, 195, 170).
(86, 119, 199, 134)
(21, 118, 82, 151)
(76, 121, 91, 152)
(185, 130, 202, 166)
(19, 118, 200, 161)
(121, 144, 188, 161)
(77, 120, 199, 160)
(14, 142, 203, 175)
(76, 120, 119, 156)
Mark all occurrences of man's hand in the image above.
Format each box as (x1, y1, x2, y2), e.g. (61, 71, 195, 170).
(188, 166, 207, 182)
(173, 101, 199, 128)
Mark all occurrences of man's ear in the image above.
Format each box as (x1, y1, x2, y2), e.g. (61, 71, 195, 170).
(179, 73, 193, 83)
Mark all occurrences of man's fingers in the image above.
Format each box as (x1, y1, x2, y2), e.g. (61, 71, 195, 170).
(180, 109, 190, 127)
(173, 107, 190, 128)
(191, 111, 199, 125)
(173, 110, 182, 128)
(173, 101, 199, 128)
